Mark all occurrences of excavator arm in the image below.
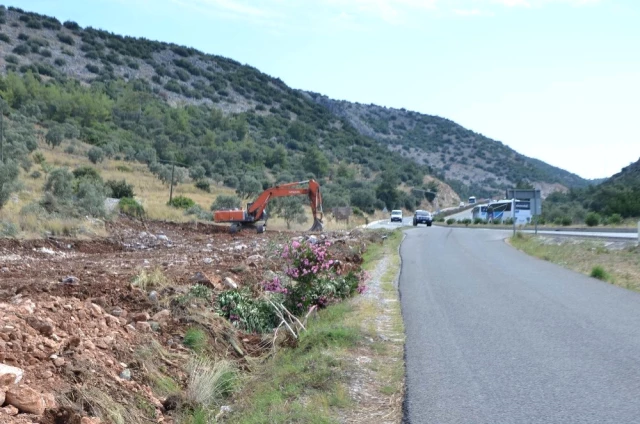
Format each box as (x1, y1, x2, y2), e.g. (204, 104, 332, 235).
(213, 179, 324, 232)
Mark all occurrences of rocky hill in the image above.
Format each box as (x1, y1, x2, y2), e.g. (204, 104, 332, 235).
(0, 5, 586, 208)
(307, 93, 589, 198)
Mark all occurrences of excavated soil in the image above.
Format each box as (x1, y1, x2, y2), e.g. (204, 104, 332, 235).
(0, 218, 368, 423)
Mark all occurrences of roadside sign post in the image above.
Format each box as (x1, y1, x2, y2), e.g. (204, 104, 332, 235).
(512, 198, 516, 236)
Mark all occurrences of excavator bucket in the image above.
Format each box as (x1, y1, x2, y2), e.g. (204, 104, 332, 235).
(309, 218, 324, 232)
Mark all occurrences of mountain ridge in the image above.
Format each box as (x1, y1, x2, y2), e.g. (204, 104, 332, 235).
(0, 4, 589, 207)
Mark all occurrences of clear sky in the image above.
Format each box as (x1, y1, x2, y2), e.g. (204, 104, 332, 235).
(14, 0, 640, 180)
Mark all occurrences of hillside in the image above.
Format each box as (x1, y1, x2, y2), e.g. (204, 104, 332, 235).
(307, 93, 589, 199)
(0, 5, 586, 215)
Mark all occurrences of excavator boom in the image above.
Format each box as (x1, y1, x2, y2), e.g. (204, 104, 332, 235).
(213, 179, 323, 233)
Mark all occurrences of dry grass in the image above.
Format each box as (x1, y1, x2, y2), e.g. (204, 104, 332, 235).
(186, 356, 236, 407)
(510, 234, 640, 291)
(338, 229, 405, 423)
(131, 267, 173, 291)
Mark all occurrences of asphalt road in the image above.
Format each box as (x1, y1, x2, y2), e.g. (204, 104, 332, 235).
(400, 226, 640, 424)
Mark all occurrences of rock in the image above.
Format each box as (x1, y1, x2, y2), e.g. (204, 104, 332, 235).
(0, 405, 19, 416)
(149, 322, 161, 332)
(135, 321, 151, 332)
(190, 271, 210, 284)
(151, 309, 171, 323)
(110, 307, 123, 317)
(148, 291, 158, 302)
(60, 276, 79, 285)
(0, 364, 24, 384)
(5, 384, 45, 415)
(131, 312, 150, 322)
(119, 369, 132, 381)
(158, 234, 169, 241)
(40, 370, 53, 379)
(53, 357, 65, 367)
(42, 392, 57, 409)
(263, 270, 277, 281)
(307, 235, 318, 244)
(224, 277, 238, 290)
(26, 317, 54, 337)
(203, 257, 213, 264)
(81, 417, 102, 424)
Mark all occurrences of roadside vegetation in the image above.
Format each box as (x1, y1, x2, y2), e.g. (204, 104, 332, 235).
(510, 233, 640, 291)
(226, 229, 405, 423)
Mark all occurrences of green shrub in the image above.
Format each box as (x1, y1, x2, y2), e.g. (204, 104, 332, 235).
(12, 44, 29, 55)
(75, 179, 107, 217)
(585, 212, 600, 227)
(72, 166, 101, 181)
(0, 33, 11, 44)
(54, 58, 66, 66)
(64, 145, 75, 154)
(216, 289, 279, 333)
(30, 170, 41, 179)
(0, 221, 18, 237)
(167, 195, 195, 209)
(607, 213, 622, 225)
(106, 179, 134, 198)
(56, 33, 75, 45)
(446, 218, 455, 225)
(87, 147, 104, 164)
(5, 54, 18, 64)
(462, 218, 472, 226)
(116, 165, 133, 172)
(185, 205, 211, 220)
(183, 327, 207, 352)
(194, 180, 210, 192)
(561, 217, 572, 226)
(119, 197, 145, 219)
(590, 266, 609, 281)
(85, 63, 100, 73)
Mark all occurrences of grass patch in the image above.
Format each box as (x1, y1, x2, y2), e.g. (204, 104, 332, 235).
(131, 267, 171, 291)
(590, 265, 610, 281)
(510, 235, 640, 290)
(183, 327, 208, 352)
(227, 304, 359, 423)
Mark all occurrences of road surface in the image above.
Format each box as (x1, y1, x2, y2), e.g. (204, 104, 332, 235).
(401, 226, 640, 423)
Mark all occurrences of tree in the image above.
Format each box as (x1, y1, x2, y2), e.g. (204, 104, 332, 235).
(211, 195, 241, 211)
(45, 125, 65, 149)
(0, 160, 20, 211)
(302, 146, 329, 178)
(271, 197, 308, 229)
(236, 175, 262, 200)
(44, 168, 73, 200)
(189, 164, 206, 181)
(87, 147, 104, 164)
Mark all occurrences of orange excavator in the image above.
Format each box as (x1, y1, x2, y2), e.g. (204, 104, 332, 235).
(213, 179, 324, 233)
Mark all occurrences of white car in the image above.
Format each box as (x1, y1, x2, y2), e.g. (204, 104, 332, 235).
(390, 210, 403, 223)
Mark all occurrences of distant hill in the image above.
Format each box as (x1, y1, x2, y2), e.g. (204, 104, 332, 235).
(0, 5, 588, 211)
(307, 93, 589, 198)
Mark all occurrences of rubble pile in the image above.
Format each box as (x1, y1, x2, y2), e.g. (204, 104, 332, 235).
(0, 218, 370, 423)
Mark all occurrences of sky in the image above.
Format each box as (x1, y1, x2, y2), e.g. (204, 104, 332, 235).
(14, 0, 640, 180)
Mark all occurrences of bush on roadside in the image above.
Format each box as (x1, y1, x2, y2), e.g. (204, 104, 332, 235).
(561, 217, 572, 226)
(607, 213, 622, 225)
(590, 266, 609, 281)
(446, 218, 455, 225)
(585, 212, 600, 227)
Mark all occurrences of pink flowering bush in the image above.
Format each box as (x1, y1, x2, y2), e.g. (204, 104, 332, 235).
(261, 238, 369, 315)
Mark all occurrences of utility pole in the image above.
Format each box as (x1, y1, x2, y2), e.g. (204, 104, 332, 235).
(169, 162, 175, 203)
(0, 112, 4, 164)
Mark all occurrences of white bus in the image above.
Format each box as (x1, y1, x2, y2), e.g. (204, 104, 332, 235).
(468, 196, 477, 205)
(471, 205, 488, 220)
(487, 199, 531, 224)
